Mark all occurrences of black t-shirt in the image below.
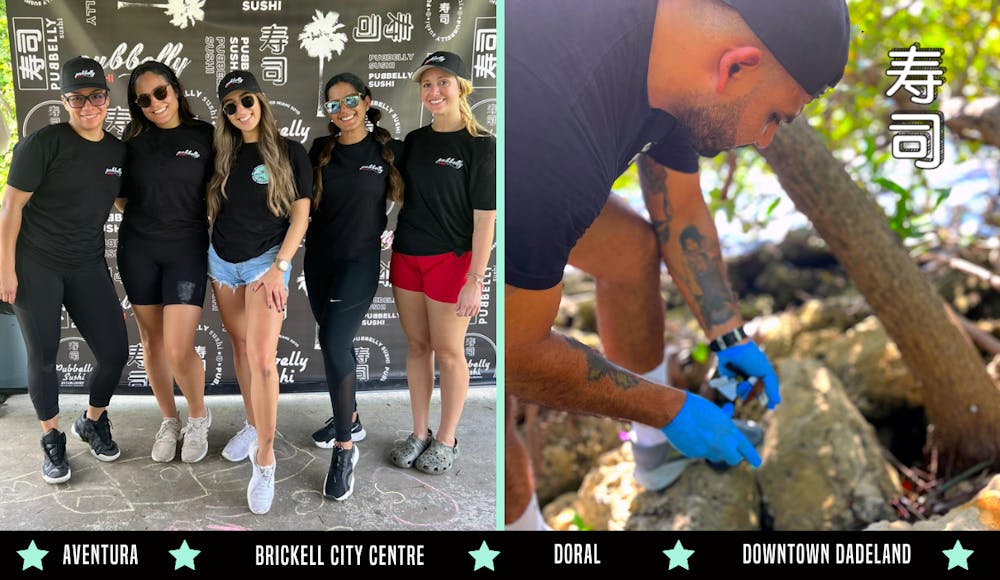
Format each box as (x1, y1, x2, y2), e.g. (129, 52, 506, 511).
(8, 123, 126, 270)
(306, 134, 403, 260)
(121, 121, 214, 244)
(210, 138, 312, 263)
(393, 126, 496, 256)
(506, 0, 700, 290)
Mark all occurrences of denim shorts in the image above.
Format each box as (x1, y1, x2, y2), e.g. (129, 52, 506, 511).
(208, 244, 291, 289)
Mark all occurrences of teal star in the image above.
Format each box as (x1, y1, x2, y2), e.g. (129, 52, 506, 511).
(17, 540, 48, 571)
(663, 539, 695, 571)
(169, 540, 201, 571)
(468, 540, 500, 571)
(942, 540, 973, 570)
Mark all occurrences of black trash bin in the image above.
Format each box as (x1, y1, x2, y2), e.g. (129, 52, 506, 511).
(0, 301, 28, 390)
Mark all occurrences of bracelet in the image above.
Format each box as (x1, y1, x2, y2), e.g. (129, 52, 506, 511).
(708, 326, 747, 352)
(466, 272, 485, 283)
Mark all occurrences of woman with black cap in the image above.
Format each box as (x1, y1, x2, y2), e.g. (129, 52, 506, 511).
(305, 72, 403, 501)
(388, 51, 496, 475)
(208, 70, 312, 514)
(117, 61, 215, 464)
(0, 56, 128, 484)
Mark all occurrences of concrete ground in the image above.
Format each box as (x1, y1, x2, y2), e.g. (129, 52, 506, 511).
(0, 387, 497, 531)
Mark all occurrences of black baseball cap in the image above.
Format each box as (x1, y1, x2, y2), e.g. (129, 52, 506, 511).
(217, 70, 262, 102)
(722, 0, 851, 97)
(60, 56, 109, 93)
(411, 51, 469, 82)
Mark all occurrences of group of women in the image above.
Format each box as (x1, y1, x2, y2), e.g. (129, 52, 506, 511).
(0, 51, 496, 515)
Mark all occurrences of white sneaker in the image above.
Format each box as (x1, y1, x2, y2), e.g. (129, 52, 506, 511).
(222, 422, 257, 462)
(247, 441, 275, 514)
(151, 417, 181, 463)
(181, 409, 212, 463)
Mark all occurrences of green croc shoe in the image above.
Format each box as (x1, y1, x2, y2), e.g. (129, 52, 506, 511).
(389, 429, 432, 468)
(415, 438, 459, 475)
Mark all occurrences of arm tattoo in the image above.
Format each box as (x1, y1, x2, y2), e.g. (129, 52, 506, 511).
(678, 225, 736, 328)
(564, 335, 641, 390)
(638, 155, 673, 245)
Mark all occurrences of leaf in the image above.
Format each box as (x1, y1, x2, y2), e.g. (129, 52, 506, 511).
(571, 512, 592, 531)
(691, 343, 710, 365)
(874, 177, 909, 197)
(764, 198, 781, 220)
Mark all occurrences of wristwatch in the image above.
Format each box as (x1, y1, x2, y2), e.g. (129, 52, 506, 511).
(708, 326, 747, 352)
(274, 258, 290, 272)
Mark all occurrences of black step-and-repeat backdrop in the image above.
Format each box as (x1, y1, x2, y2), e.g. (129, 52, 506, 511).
(5, 0, 497, 394)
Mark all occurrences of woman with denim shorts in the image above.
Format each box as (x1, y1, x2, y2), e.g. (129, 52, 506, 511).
(388, 52, 496, 475)
(206, 70, 312, 514)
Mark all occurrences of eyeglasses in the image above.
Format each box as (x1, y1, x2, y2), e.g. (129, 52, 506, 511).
(222, 94, 257, 116)
(322, 93, 362, 115)
(136, 85, 170, 108)
(63, 91, 109, 109)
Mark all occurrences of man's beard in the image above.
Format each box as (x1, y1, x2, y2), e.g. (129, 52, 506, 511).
(672, 98, 744, 158)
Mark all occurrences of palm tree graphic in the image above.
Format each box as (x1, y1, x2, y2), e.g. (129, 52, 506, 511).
(117, 0, 206, 29)
(299, 10, 349, 116)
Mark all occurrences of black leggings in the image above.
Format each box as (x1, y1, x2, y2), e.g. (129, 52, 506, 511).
(304, 249, 380, 443)
(13, 255, 128, 421)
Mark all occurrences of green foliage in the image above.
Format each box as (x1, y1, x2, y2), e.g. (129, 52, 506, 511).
(0, 2, 15, 201)
(571, 511, 593, 531)
(691, 342, 710, 365)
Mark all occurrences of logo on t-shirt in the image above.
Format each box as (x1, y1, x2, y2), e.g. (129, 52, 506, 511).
(251, 164, 270, 184)
(105, 166, 122, 177)
(176, 149, 201, 159)
(75, 69, 96, 79)
(360, 163, 384, 174)
(435, 157, 463, 169)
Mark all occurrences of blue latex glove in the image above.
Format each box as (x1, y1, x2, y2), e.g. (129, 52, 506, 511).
(716, 341, 781, 409)
(660, 393, 762, 467)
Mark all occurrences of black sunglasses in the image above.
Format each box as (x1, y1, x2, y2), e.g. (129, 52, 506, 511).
(323, 93, 362, 115)
(223, 94, 257, 116)
(136, 85, 170, 108)
(63, 91, 109, 109)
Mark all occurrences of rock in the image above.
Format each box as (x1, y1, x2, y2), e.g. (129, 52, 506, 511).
(626, 460, 761, 531)
(866, 474, 1000, 531)
(572, 446, 643, 531)
(530, 411, 626, 505)
(796, 316, 922, 420)
(753, 311, 804, 359)
(797, 295, 870, 332)
(573, 297, 597, 333)
(757, 358, 902, 530)
(542, 492, 580, 531)
(778, 229, 839, 269)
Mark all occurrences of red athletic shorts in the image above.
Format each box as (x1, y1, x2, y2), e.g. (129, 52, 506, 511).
(389, 251, 472, 304)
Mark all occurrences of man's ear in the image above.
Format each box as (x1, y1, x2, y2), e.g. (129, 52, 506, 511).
(716, 46, 762, 93)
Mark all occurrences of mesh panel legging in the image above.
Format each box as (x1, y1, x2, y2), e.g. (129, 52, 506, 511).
(304, 249, 380, 443)
(12, 255, 128, 421)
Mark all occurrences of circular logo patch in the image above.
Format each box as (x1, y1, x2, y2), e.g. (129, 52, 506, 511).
(252, 164, 270, 184)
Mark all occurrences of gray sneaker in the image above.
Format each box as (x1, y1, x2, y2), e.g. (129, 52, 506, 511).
(222, 422, 256, 462)
(247, 441, 275, 514)
(151, 417, 181, 463)
(181, 409, 212, 463)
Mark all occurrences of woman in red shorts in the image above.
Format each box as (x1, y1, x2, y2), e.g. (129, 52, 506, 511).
(388, 52, 495, 475)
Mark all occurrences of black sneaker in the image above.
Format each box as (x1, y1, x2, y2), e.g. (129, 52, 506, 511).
(40, 429, 71, 484)
(71, 410, 121, 462)
(323, 444, 359, 501)
(311, 412, 367, 448)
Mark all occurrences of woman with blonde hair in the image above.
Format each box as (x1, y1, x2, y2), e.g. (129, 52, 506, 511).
(388, 52, 496, 474)
(207, 70, 312, 513)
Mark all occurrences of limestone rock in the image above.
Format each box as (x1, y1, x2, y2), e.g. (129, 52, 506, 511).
(757, 359, 902, 530)
(530, 411, 626, 505)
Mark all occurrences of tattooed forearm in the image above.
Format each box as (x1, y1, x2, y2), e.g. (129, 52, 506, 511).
(564, 336, 641, 390)
(638, 155, 673, 245)
(678, 225, 737, 328)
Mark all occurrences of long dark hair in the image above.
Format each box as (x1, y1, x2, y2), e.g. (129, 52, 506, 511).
(122, 60, 198, 142)
(312, 72, 403, 209)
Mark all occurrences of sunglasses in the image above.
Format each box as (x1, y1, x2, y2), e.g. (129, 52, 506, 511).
(322, 93, 362, 115)
(63, 91, 109, 109)
(136, 85, 170, 108)
(223, 94, 257, 116)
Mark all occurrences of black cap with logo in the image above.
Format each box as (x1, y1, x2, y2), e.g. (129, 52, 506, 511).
(217, 70, 262, 102)
(60, 56, 109, 93)
(410, 51, 469, 82)
(722, 0, 851, 97)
